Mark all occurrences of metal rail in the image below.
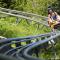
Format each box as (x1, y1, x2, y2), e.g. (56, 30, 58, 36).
(23, 32, 60, 60)
(0, 7, 47, 18)
(0, 7, 48, 26)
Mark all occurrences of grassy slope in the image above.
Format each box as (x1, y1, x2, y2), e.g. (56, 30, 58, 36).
(0, 16, 51, 38)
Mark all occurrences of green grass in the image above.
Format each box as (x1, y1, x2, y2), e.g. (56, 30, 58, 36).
(0, 16, 51, 38)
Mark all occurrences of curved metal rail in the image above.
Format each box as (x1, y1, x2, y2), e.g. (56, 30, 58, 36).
(0, 32, 58, 60)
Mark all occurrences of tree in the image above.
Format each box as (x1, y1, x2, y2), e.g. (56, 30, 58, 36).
(0, 0, 16, 9)
(52, 0, 60, 14)
(0, 0, 11, 8)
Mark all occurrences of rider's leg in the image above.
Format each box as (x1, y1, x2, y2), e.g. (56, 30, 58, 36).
(48, 19, 53, 26)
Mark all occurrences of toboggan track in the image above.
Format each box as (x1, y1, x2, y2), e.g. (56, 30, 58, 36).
(0, 7, 60, 60)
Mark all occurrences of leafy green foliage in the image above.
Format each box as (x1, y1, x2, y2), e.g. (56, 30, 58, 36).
(0, 17, 51, 38)
(51, 0, 60, 14)
(0, 0, 57, 15)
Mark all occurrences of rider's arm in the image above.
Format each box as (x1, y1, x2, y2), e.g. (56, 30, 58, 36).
(48, 14, 52, 22)
(55, 12, 60, 21)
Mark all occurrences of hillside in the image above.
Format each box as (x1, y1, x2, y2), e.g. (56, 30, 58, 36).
(0, 0, 58, 15)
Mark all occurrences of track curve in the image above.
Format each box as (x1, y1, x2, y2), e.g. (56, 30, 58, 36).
(0, 7, 60, 60)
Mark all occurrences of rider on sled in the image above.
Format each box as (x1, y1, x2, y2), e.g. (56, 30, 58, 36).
(48, 7, 60, 45)
(48, 7, 60, 31)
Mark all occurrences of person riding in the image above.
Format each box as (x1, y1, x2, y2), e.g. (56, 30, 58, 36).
(48, 7, 60, 31)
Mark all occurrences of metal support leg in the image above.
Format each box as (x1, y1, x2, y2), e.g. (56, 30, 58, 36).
(16, 17, 20, 24)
